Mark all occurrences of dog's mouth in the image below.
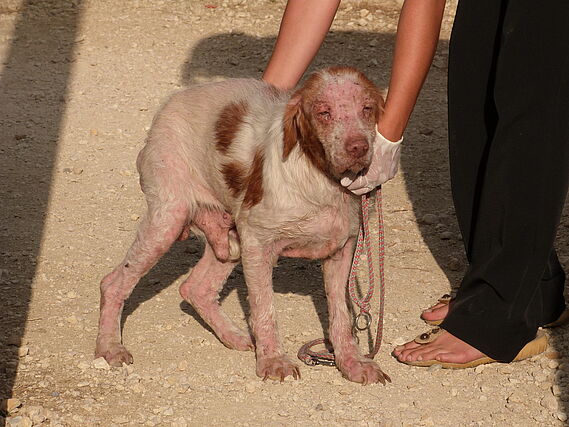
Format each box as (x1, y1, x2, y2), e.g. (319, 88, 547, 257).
(337, 157, 371, 176)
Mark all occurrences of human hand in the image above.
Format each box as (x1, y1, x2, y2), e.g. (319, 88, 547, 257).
(340, 129, 403, 195)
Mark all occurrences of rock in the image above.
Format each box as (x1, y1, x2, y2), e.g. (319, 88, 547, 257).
(2, 398, 22, 413)
(474, 365, 485, 374)
(552, 384, 561, 397)
(6, 416, 32, 427)
(439, 231, 453, 240)
(17, 346, 29, 357)
(66, 291, 77, 299)
(447, 257, 462, 271)
(557, 412, 568, 422)
(245, 381, 257, 393)
(130, 214, 140, 221)
(507, 391, 524, 404)
(92, 357, 110, 370)
(540, 394, 558, 412)
(177, 360, 188, 371)
(548, 360, 560, 370)
(421, 214, 438, 225)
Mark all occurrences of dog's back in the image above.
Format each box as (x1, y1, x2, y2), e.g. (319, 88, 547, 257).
(137, 79, 291, 214)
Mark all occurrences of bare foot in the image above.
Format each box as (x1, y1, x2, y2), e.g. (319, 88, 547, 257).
(392, 329, 486, 365)
(420, 301, 450, 324)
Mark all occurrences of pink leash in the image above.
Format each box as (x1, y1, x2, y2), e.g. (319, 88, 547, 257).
(297, 189, 386, 366)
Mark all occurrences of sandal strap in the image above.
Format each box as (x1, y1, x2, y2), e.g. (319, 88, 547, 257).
(414, 327, 445, 344)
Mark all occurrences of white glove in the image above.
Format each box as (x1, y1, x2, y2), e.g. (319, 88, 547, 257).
(340, 128, 403, 195)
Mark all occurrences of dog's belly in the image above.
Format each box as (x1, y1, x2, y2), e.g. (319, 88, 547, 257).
(279, 237, 347, 260)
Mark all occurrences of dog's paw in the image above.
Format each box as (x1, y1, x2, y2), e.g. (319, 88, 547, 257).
(256, 355, 301, 382)
(219, 329, 254, 351)
(337, 356, 391, 385)
(95, 342, 134, 367)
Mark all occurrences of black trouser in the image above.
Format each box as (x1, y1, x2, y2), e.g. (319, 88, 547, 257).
(441, 0, 569, 361)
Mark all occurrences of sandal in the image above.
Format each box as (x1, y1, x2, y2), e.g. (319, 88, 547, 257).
(422, 294, 569, 328)
(398, 328, 548, 369)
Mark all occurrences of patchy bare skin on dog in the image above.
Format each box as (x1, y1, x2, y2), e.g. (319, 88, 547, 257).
(96, 67, 389, 384)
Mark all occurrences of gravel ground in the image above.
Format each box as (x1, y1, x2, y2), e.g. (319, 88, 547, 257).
(2, 1, 569, 426)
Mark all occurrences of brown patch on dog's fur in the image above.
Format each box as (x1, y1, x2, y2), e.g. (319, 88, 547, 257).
(243, 148, 264, 208)
(215, 100, 248, 154)
(221, 161, 247, 197)
(282, 73, 329, 176)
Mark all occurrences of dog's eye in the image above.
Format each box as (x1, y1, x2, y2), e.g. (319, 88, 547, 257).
(317, 111, 331, 121)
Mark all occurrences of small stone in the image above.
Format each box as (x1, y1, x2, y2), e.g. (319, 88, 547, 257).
(357, 18, 368, 26)
(93, 357, 110, 370)
(427, 364, 442, 372)
(90, 129, 98, 136)
(73, 167, 84, 175)
(474, 365, 485, 374)
(451, 388, 458, 397)
(6, 416, 32, 427)
(359, 8, 369, 17)
(552, 384, 561, 397)
(66, 291, 77, 299)
(447, 257, 461, 271)
(439, 231, 453, 240)
(368, 39, 378, 47)
(113, 415, 129, 424)
(2, 399, 21, 414)
(419, 128, 434, 136)
(314, 403, 325, 411)
(66, 315, 79, 324)
(548, 360, 560, 370)
(540, 394, 558, 412)
(17, 346, 29, 357)
(77, 361, 90, 370)
(130, 214, 140, 221)
(178, 360, 188, 371)
(245, 381, 257, 393)
(507, 391, 524, 404)
(162, 407, 174, 416)
(421, 214, 438, 225)
(557, 412, 568, 422)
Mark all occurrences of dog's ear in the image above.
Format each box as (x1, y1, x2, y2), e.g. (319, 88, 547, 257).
(282, 93, 303, 160)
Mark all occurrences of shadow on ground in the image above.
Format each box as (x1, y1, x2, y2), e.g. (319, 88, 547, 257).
(0, 0, 84, 408)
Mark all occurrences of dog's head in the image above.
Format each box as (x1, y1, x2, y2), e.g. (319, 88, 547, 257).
(282, 67, 385, 180)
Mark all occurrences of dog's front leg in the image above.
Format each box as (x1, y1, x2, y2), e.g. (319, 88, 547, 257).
(240, 235, 300, 382)
(323, 237, 390, 385)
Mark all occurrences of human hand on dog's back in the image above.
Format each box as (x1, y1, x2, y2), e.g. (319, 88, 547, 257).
(263, 0, 446, 194)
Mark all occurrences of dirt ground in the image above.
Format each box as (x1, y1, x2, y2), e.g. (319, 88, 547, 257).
(2, 1, 569, 426)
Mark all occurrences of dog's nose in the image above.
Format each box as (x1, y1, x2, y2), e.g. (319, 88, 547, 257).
(345, 137, 369, 158)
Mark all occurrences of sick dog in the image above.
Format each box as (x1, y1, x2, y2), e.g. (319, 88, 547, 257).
(96, 67, 390, 384)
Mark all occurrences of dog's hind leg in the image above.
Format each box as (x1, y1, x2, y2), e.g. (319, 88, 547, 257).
(179, 243, 253, 351)
(96, 202, 188, 366)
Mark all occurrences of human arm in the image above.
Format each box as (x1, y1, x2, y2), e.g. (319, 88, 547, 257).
(378, 0, 447, 141)
(262, 0, 341, 90)
(342, 0, 446, 194)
